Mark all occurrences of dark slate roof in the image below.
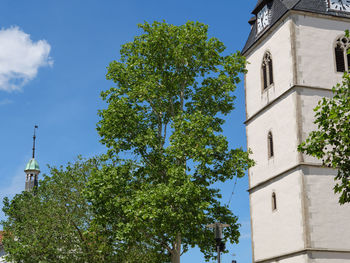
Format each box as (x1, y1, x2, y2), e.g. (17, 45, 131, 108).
(242, 0, 350, 55)
(252, 0, 269, 14)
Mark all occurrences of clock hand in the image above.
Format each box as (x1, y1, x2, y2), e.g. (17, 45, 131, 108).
(340, 0, 346, 10)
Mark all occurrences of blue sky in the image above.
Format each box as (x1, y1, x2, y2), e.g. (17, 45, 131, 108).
(0, 1, 256, 262)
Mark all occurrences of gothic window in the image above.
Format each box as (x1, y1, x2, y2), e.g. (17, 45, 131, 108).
(272, 192, 277, 211)
(268, 131, 274, 158)
(262, 52, 274, 90)
(335, 36, 350, 72)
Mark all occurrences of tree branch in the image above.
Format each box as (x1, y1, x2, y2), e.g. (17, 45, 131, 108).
(169, 97, 175, 117)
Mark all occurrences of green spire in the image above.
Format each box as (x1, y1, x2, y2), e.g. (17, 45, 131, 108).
(25, 158, 40, 172)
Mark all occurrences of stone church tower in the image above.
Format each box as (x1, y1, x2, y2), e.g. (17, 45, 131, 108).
(243, 0, 350, 262)
(24, 126, 40, 192)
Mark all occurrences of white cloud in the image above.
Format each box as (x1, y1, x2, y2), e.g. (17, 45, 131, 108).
(0, 99, 13, 106)
(0, 26, 53, 92)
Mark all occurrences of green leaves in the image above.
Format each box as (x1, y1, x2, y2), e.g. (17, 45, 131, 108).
(1, 157, 125, 263)
(298, 73, 350, 204)
(91, 21, 254, 261)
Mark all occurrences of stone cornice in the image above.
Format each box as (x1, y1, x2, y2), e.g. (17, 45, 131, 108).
(245, 85, 332, 126)
(248, 162, 335, 193)
(255, 247, 350, 263)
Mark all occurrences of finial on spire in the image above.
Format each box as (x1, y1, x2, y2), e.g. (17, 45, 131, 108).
(32, 125, 38, 159)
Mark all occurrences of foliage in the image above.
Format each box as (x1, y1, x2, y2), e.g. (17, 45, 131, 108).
(1, 158, 154, 263)
(298, 73, 350, 204)
(87, 21, 254, 262)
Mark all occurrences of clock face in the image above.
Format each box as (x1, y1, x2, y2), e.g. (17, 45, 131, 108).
(257, 5, 270, 33)
(328, 0, 350, 12)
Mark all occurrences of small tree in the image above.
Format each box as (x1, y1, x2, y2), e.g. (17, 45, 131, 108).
(298, 74, 350, 204)
(1, 158, 153, 263)
(87, 21, 254, 262)
(1, 158, 108, 263)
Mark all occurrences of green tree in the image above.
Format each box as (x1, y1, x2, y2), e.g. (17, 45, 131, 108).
(298, 74, 350, 204)
(1, 158, 154, 263)
(1, 158, 110, 263)
(87, 21, 254, 262)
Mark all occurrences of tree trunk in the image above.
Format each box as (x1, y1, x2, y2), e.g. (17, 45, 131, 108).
(171, 233, 181, 263)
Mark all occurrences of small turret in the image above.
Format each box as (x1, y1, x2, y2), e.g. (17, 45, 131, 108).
(25, 126, 40, 192)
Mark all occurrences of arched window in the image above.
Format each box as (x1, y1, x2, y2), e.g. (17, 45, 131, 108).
(267, 131, 274, 158)
(272, 192, 277, 211)
(335, 36, 350, 72)
(262, 52, 274, 90)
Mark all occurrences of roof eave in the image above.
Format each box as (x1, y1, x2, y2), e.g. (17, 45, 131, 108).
(242, 10, 291, 56)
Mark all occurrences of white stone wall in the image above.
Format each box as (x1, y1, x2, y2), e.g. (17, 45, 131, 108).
(303, 166, 350, 250)
(278, 254, 308, 263)
(245, 17, 295, 119)
(298, 87, 333, 164)
(295, 14, 350, 255)
(246, 92, 299, 188)
(245, 14, 305, 263)
(250, 170, 305, 261)
(293, 14, 349, 88)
